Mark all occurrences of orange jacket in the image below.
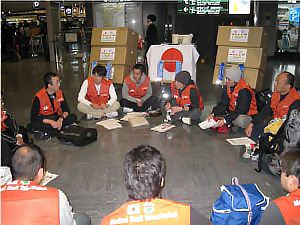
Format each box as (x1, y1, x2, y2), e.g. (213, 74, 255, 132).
(35, 88, 64, 116)
(171, 82, 204, 111)
(85, 77, 112, 105)
(100, 198, 190, 225)
(227, 78, 258, 116)
(125, 75, 150, 99)
(274, 189, 300, 225)
(271, 87, 300, 119)
(1, 180, 60, 225)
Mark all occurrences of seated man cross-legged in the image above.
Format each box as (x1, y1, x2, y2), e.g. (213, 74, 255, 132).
(100, 145, 210, 225)
(28, 72, 77, 140)
(120, 64, 160, 113)
(77, 65, 120, 120)
(207, 66, 257, 132)
(165, 71, 204, 125)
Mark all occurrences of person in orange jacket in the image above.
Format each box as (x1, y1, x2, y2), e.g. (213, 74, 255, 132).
(100, 145, 210, 225)
(259, 149, 300, 225)
(1, 144, 91, 225)
(165, 71, 204, 125)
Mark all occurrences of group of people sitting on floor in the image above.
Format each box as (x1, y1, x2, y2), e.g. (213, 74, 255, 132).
(2, 143, 300, 225)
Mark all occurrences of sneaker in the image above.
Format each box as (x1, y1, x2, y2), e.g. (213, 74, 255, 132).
(123, 107, 133, 113)
(106, 111, 118, 118)
(181, 117, 191, 125)
(251, 149, 260, 161)
(242, 144, 256, 159)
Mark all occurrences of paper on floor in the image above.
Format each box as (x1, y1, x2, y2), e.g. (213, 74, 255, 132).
(198, 119, 217, 129)
(41, 172, 59, 186)
(120, 112, 146, 121)
(151, 123, 176, 133)
(128, 117, 149, 127)
(96, 119, 122, 130)
(226, 137, 256, 146)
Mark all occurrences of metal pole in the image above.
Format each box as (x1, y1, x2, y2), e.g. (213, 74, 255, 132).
(253, 0, 259, 27)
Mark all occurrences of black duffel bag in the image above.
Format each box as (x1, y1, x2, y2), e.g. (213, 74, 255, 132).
(57, 124, 97, 146)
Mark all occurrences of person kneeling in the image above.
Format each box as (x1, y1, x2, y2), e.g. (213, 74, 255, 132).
(120, 64, 160, 113)
(77, 65, 120, 120)
(165, 71, 204, 125)
(28, 72, 77, 140)
(206, 66, 257, 132)
(100, 145, 210, 225)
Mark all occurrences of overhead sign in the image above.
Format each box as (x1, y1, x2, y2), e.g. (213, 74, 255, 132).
(178, 0, 229, 15)
(229, 0, 251, 15)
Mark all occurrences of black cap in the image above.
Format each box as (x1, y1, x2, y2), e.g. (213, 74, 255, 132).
(175, 71, 191, 85)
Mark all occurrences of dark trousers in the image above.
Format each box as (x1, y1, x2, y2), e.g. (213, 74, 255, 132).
(171, 108, 202, 122)
(251, 122, 267, 142)
(29, 114, 77, 137)
(120, 96, 159, 112)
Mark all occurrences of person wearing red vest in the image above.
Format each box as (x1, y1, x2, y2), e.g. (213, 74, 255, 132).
(78, 65, 120, 120)
(120, 64, 160, 112)
(100, 145, 210, 225)
(246, 72, 300, 141)
(206, 66, 257, 132)
(1, 144, 91, 225)
(259, 149, 300, 225)
(165, 71, 204, 125)
(29, 72, 77, 140)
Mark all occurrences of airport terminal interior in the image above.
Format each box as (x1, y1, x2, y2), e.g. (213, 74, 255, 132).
(1, 1, 300, 224)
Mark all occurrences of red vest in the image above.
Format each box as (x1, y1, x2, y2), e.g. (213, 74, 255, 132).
(274, 189, 300, 225)
(227, 78, 258, 116)
(85, 77, 112, 105)
(1, 180, 60, 225)
(171, 82, 204, 111)
(271, 88, 300, 119)
(35, 88, 64, 116)
(100, 198, 190, 225)
(125, 75, 150, 99)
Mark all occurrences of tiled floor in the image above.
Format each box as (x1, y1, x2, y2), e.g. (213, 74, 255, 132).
(2, 55, 299, 224)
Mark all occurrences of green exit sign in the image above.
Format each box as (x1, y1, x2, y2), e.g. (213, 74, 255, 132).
(178, 0, 229, 15)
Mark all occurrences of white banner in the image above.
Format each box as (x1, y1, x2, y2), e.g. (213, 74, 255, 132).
(230, 29, 249, 42)
(100, 48, 115, 61)
(227, 48, 247, 63)
(101, 30, 117, 42)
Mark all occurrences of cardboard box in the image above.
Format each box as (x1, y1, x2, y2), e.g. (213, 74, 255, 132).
(215, 46, 267, 70)
(90, 46, 137, 66)
(213, 65, 264, 90)
(216, 26, 267, 48)
(88, 62, 131, 84)
(91, 27, 138, 49)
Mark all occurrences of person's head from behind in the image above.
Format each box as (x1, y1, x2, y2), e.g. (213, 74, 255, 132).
(92, 65, 107, 85)
(11, 144, 46, 183)
(225, 66, 241, 87)
(175, 71, 191, 89)
(44, 72, 61, 92)
(132, 64, 146, 81)
(124, 145, 166, 200)
(274, 71, 294, 95)
(280, 149, 300, 193)
(147, 14, 156, 25)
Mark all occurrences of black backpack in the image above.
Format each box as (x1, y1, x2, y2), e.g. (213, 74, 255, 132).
(285, 108, 300, 148)
(57, 124, 97, 146)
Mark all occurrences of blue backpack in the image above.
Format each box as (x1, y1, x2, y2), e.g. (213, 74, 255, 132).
(210, 177, 269, 225)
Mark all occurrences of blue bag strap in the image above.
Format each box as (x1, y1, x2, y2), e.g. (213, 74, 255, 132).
(232, 177, 252, 225)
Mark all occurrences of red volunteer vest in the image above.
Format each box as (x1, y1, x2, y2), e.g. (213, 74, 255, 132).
(86, 77, 112, 105)
(1, 180, 60, 225)
(35, 88, 64, 116)
(125, 75, 150, 99)
(171, 82, 204, 111)
(100, 198, 190, 225)
(227, 78, 258, 116)
(274, 189, 300, 225)
(271, 88, 300, 119)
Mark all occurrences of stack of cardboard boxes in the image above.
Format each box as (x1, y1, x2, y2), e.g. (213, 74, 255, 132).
(213, 26, 267, 90)
(90, 27, 138, 84)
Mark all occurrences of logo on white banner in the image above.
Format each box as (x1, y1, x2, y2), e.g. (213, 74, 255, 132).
(100, 48, 115, 61)
(230, 29, 249, 42)
(227, 48, 247, 63)
(101, 30, 117, 42)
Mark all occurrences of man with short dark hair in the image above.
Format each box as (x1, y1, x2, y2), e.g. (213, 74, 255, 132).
(145, 14, 158, 53)
(1, 144, 91, 225)
(77, 65, 120, 120)
(29, 72, 77, 140)
(120, 64, 160, 112)
(259, 149, 300, 225)
(100, 145, 210, 225)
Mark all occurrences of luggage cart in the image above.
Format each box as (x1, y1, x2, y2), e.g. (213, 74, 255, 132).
(30, 35, 44, 58)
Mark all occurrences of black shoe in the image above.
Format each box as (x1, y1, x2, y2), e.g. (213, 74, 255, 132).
(34, 132, 52, 141)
